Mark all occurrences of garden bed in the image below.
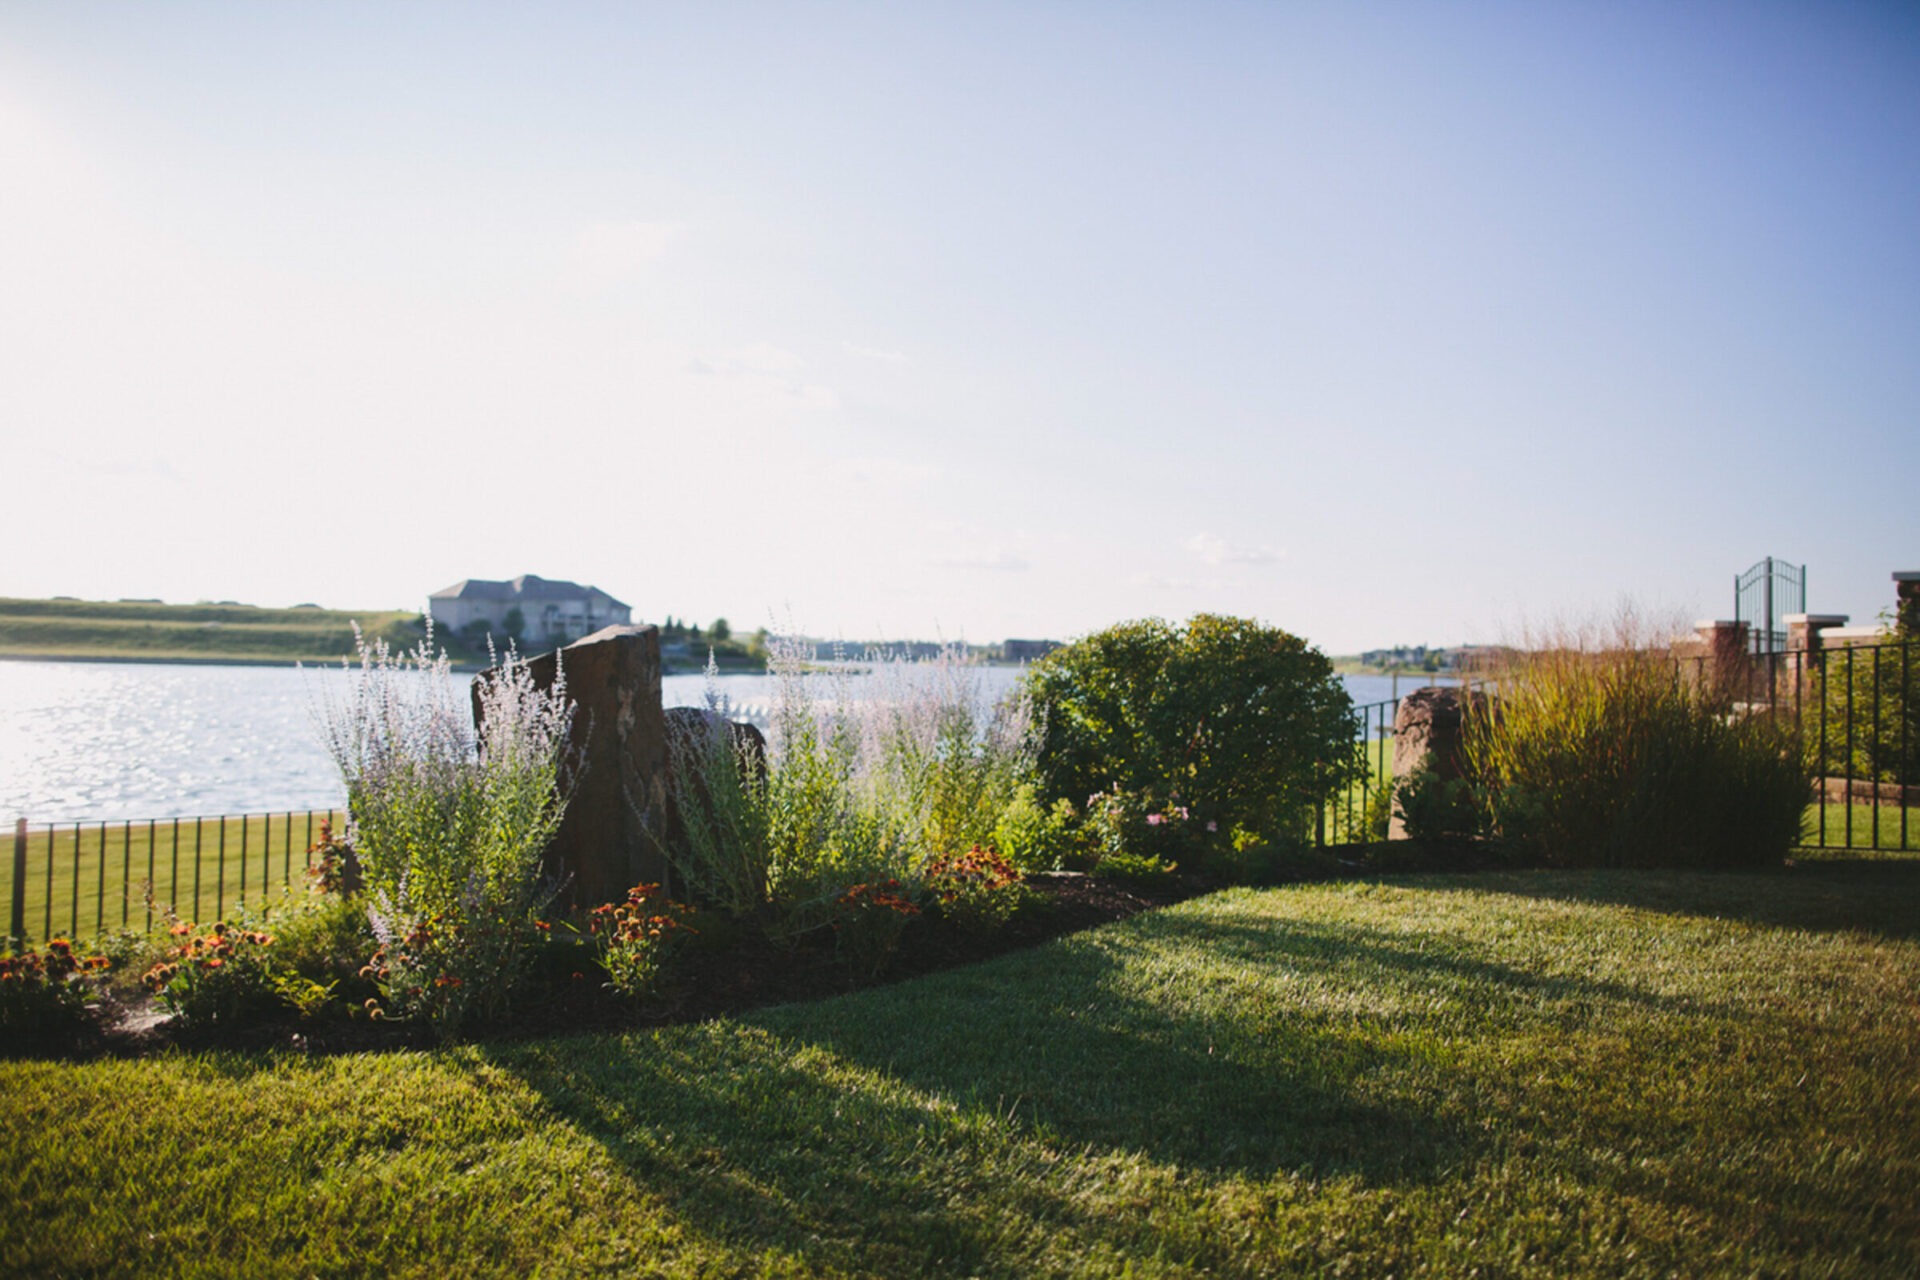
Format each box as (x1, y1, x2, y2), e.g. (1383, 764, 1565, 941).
(18, 870, 1216, 1061)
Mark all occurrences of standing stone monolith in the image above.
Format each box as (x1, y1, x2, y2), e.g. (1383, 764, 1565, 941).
(1388, 685, 1495, 840)
(477, 624, 669, 911)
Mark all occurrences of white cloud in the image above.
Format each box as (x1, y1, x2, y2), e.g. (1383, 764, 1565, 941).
(568, 220, 679, 281)
(1130, 571, 1202, 590)
(687, 342, 809, 378)
(841, 341, 907, 363)
(932, 550, 1031, 572)
(825, 457, 938, 487)
(1184, 532, 1283, 566)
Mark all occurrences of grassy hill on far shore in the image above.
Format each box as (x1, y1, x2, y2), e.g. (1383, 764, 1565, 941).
(0, 596, 441, 666)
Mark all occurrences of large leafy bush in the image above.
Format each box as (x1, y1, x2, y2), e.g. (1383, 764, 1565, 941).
(1024, 614, 1359, 863)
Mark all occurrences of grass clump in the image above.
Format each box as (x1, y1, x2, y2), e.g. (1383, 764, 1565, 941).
(1469, 614, 1809, 868)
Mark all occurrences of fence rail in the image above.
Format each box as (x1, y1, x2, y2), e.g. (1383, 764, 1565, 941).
(6, 809, 343, 948)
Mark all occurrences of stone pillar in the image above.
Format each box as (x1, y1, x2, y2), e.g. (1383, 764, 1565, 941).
(479, 624, 670, 912)
(1785, 613, 1849, 688)
(1896, 572, 1920, 634)
(1388, 686, 1494, 840)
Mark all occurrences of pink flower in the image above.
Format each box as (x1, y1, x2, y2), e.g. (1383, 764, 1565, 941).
(1206, 821, 1218, 833)
(1146, 813, 1165, 826)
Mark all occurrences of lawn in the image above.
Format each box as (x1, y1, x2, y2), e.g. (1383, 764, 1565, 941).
(5, 864, 1917, 1277)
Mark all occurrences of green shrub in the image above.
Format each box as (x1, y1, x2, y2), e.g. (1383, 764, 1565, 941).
(0, 938, 106, 1036)
(990, 782, 1079, 872)
(269, 893, 378, 1004)
(661, 689, 774, 918)
(1090, 850, 1179, 886)
(1467, 628, 1808, 868)
(823, 878, 922, 977)
(1026, 615, 1359, 862)
(1392, 765, 1487, 842)
(1805, 627, 1917, 787)
(142, 921, 282, 1026)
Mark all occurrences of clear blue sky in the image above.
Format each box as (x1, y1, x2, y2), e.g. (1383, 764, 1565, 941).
(3, 2, 1915, 652)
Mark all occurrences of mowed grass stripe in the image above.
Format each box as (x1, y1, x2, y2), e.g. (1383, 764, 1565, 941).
(5, 865, 1918, 1277)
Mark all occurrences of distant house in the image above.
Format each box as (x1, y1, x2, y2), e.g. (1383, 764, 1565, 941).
(428, 574, 631, 646)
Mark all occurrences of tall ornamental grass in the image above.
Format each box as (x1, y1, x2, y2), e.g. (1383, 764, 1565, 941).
(1467, 617, 1808, 868)
(312, 629, 575, 1032)
(660, 639, 1036, 942)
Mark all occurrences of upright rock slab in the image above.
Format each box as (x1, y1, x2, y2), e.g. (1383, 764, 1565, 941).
(478, 624, 669, 911)
(1388, 685, 1495, 840)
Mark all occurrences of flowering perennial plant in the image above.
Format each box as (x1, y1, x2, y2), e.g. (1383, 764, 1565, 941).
(142, 921, 281, 1026)
(0, 938, 107, 1032)
(588, 883, 696, 1000)
(924, 844, 1033, 933)
(359, 910, 535, 1033)
(829, 878, 922, 976)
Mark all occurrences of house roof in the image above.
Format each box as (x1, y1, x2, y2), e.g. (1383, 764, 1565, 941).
(429, 575, 629, 610)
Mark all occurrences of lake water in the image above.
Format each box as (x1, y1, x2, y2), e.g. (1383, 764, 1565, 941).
(0, 659, 1458, 823)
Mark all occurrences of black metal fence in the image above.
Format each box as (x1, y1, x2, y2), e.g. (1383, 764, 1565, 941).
(1769, 636, 1914, 852)
(6, 808, 343, 949)
(1317, 698, 1398, 846)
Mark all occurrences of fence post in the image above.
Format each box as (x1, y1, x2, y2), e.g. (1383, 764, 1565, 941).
(10, 818, 26, 950)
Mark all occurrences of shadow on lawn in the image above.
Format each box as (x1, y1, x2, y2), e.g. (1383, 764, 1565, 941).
(1427, 861, 1920, 941)
(471, 891, 1762, 1272)
(473, 916, 1495, 1272)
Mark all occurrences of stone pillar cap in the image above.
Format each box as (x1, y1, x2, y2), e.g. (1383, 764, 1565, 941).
(1694, 619, 1741, 630)
(1785, 613, 1850, 625)
(1894, 571, 1920, 583)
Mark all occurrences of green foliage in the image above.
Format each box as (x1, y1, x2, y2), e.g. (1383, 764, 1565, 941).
(1468, 633, 1809, 868)
(1392, 765, 1487, 842)
(924, 845, 1037, 934)
(268, 892, 378, 1000)
(141, 920, 282, 1026)
(315, 629, 576, 1035)
(661, 686, 774, 917)
(990, 782, 1079, 872)
(1806, 633, 1918, 787)
(822, 878, 921, 977)
(1089, 849, 1179, 885)
(0, 938, 106, 1035)
(654, 642, 1037, 975)
(1026, 614, 1359, 861)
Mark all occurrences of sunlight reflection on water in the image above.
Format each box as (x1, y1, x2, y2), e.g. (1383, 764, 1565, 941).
(0, 660, 1433, 823)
